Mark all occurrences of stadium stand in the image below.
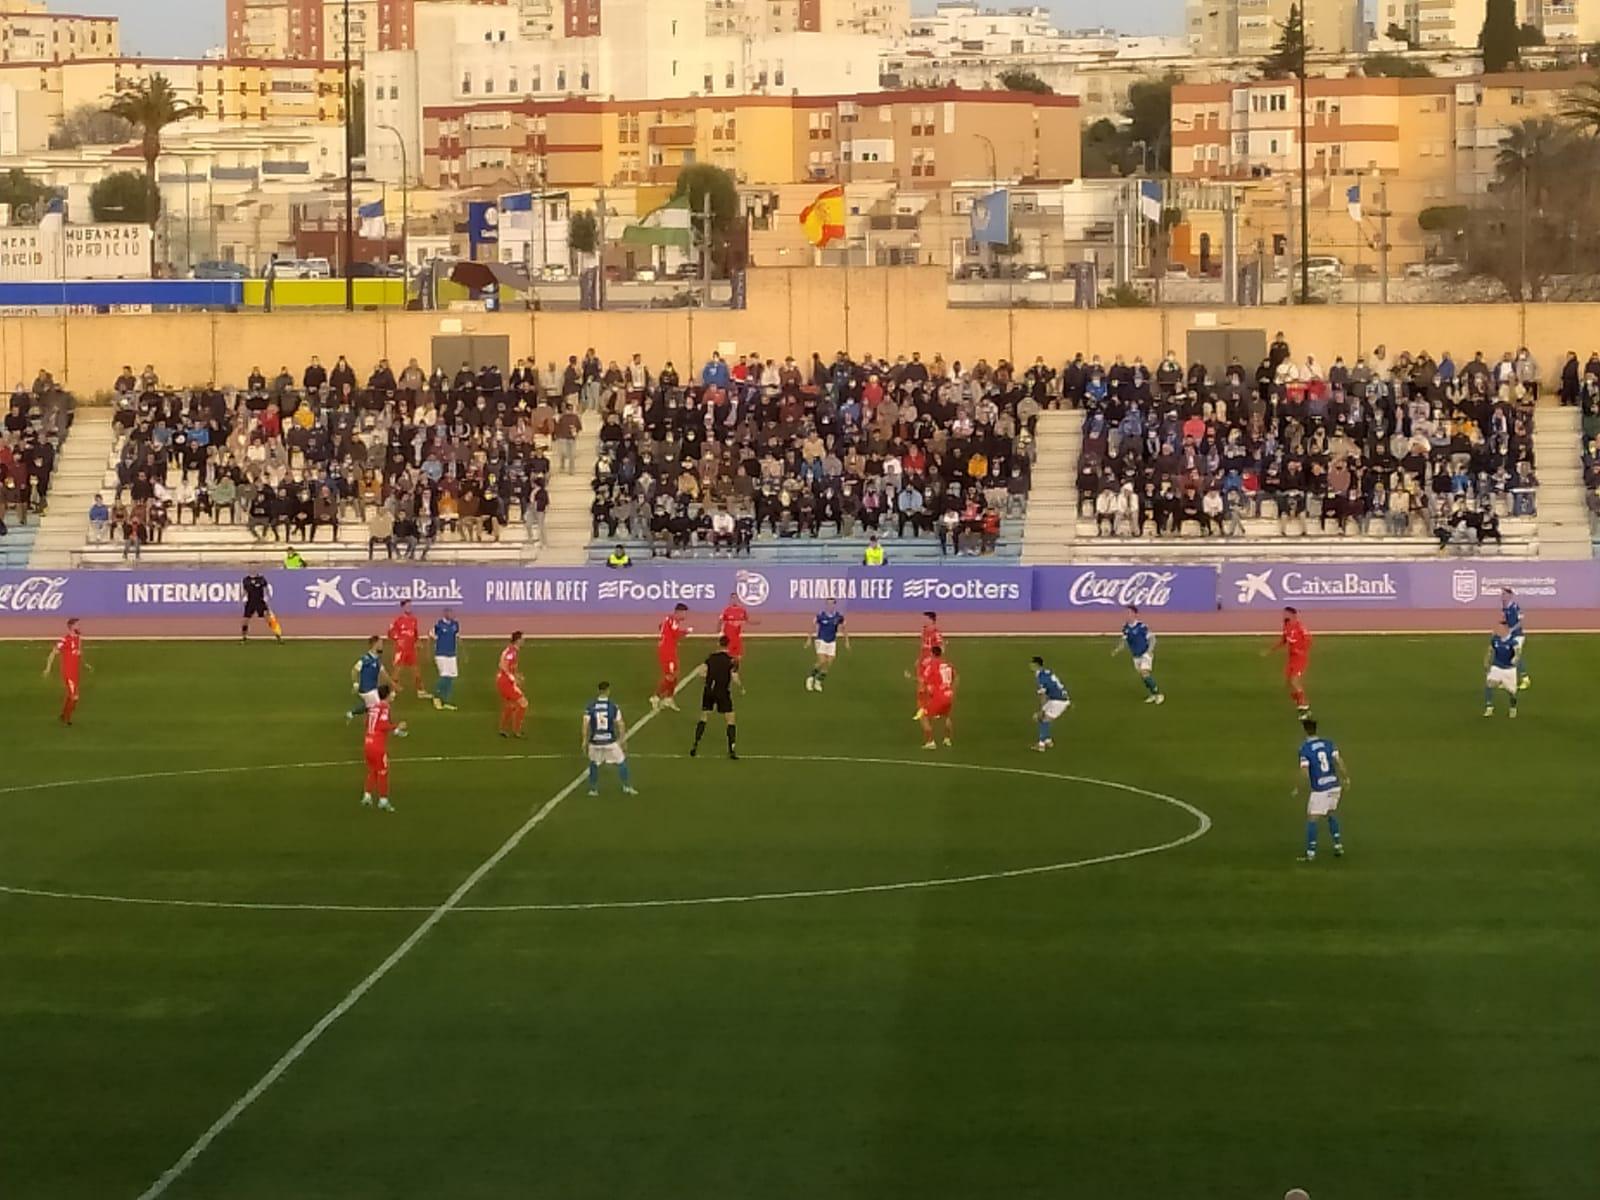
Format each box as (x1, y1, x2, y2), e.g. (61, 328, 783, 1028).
(1, 376, 72, 567)
(26, 340, 1585, 569)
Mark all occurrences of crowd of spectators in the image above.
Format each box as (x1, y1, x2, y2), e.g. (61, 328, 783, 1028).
(103, 356, 597, 559)
(2, 370, 73, 542)
(589, 350, 1035, 558)
(1073, 335, 1540, 552)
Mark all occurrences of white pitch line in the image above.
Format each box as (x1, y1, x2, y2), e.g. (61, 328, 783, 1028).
(132, 671, 702, 1200)
(0, 755, 1210, 916)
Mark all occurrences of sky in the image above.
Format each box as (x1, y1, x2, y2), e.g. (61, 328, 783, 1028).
(64, 0, 1182, 59)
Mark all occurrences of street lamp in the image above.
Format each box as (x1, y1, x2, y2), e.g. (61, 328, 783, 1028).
(377, 122, 409, 296)
(157, 151, 195, 273)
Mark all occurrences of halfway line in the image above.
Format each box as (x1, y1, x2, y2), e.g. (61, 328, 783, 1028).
(134, 669, 701, 1200)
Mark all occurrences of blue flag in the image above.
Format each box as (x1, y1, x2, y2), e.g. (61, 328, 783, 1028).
(970, 189, 1010, 245)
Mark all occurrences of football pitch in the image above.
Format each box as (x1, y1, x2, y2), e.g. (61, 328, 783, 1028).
(2, 632, 1597, 1199)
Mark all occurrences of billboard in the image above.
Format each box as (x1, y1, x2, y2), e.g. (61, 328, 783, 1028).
(1217, 563, 1409, 610)
(0, 223, 152, 281)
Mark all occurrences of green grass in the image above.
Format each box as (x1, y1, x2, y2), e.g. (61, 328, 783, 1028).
(2, 632, 1598, 1199)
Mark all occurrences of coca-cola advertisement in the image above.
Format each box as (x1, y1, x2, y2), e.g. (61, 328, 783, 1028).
(1032, 566, 1218, 613)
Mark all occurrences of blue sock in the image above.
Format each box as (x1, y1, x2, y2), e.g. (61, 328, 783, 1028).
(436, 677, 451, 702)
(1037, 719, 1051, 742)
(1305, 820, 1318, 854)
(348, 701, 366, 716)
(1327, 814, 1341, 843)
(1483, 686, 1493, 707)
(587, 762, 599, 790)
(619, 759, 632, 788)
(1143, 674, 1158, 694)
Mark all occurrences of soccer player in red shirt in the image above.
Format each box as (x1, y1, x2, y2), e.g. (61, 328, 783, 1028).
(652, 603, 691, 711)
(910, 610, 944, 720)
(497, 630, 529, 738)
(1266, 605, 1314, 716)
(918, 644, 958, 750)
(717, 593, 752, 667)
(386, 599, 429, 700)
(42, 617, 87, 725)
(361, 684, 407, 812)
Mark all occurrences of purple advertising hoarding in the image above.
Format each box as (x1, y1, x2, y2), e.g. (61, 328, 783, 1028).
(1407, 562, 1600, 610)
(1217, 563, 1410, 610)
(1032, 565, 1218, 613)
(0, 564, 1036, 619)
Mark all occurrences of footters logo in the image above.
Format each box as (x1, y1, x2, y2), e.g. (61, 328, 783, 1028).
(901, 577, 1023, 602)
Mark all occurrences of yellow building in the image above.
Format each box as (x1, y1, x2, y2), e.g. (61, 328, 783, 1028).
(0, 57, 348, 156)
(0, 4, 119, 63)
(421, 88, 1082, 191)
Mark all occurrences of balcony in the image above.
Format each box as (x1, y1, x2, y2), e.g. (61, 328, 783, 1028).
(647, 163, 682, 186)
(649, 124, 696, 147)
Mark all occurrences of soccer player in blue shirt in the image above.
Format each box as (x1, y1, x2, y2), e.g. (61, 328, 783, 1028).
(431, 608, 462, 711)
(1501, 587, 1529, 691)
(1030, 655, 1070, 751)
(345, 635, 390, 719)
(1484, 618, 1522, 719)
(804, 600, 848, 693)
(583, 681, 638, 797)
(1111, 604, 1165, 704)
(1296, 717, 1349, 863)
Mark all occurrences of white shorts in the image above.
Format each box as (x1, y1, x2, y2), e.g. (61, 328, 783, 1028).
(1307, 786, 1342, 817)
(814, 639, 838, 659)
(1487, 665, 1517, 693)
(588, 743, 626, 765)
(435, 655, 458, 678)
(359, 689, 380, 709)
(1133, 653, 1154, 675)
(1041, 698, 1070, 721)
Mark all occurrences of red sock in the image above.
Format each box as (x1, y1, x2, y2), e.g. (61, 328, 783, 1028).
(499, 703, 513, 732)
(60, 694, 77, 722)
(513, 704, 527, 733)
(1291, 686, 1307, 707)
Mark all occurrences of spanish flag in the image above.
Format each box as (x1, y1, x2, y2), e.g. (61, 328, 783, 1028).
(799, 185, 846, 248)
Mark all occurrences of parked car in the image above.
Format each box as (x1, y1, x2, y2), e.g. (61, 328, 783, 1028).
(191, 260, 249, 280)
(1304, 256, 1344, 280)
(633, 267, 658, 283)
(1405, 259, 1463, 279)
(269, 257, 332, 280)
(1022, 265, 1049, 281)
(672, 262, 703, 280)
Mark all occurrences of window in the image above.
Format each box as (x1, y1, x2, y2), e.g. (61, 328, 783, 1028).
(461, 72, 472, 94)
(774, 59, 784, 86)
(556, 66, 566, 89)
(580, 66, 589, 89)
(725, 62, 735, 89)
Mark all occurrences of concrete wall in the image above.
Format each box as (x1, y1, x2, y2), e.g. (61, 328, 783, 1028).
(3, 265, 1588, 391)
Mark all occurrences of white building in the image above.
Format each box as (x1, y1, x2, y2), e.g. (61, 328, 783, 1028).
(365, 0, 884, 184)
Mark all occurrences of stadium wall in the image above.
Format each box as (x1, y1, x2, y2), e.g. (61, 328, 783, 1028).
(0, 269, 1587, 391)
(0, 563, 1592, 634)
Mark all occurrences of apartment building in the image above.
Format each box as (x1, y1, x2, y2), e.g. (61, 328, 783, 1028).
(1381, 0, 1489, 48)
(366, 0, 884, 184)
(1186, 0, 1365, 56)
(0, 4, 119, 63)
(0, 57, 347, 156)
(1172, 69, 1592, 205)
(566, 0, 910, 38)
(417, 87, 1080, 191)
(225, 0, 417, 59)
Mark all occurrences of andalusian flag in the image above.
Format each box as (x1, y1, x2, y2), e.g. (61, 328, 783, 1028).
(799, 185, 845, 248)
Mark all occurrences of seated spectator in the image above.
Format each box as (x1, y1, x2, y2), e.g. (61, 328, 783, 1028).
(87, 494, 110, 542)
(367, 505, 396, 559)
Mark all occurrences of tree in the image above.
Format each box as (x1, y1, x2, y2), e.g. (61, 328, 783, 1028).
(568, 209, 598, 256)
(1080, 118, 1130, 177)
(1123, 77, 1174, 169)
(1385, 22, 1417, 47)
(1495, 116, 1570, 205)
(349, 84, 365, 160)
(1259, 3, 1307, 80)
(105, 73, 203, 273)
(0, 169, 54, 221)
(998, 68, 1053, 95)
(49, 104, 134, 151)
(671, 163, 738, 240)
(1480, 0, 1520, 73)
(1559, 76, 1600, 136)
(90, 170, 160, 223)
(1363, 52, 1434, 77)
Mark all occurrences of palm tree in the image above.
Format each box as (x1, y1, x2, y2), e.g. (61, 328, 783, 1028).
(104, 74, 202, 274)
(1494, 117, 1569, 207)
(1560, 77, 1600, 137)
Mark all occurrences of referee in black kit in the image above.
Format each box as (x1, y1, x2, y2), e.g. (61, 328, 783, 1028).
(690, 636, 744, 760)
(241, 568, 282, 643)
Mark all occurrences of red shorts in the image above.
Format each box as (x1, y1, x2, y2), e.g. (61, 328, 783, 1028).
(1285, 657, 1308, 680)
(497, 675, 524, 702)
(394, 646, 418, 667)
(62, 675, 79, 696)
(659, 654, 679, 678)
(726, 638, 744, 659)
(925, 693, 953, 718)
(364, 746, 388, 770)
